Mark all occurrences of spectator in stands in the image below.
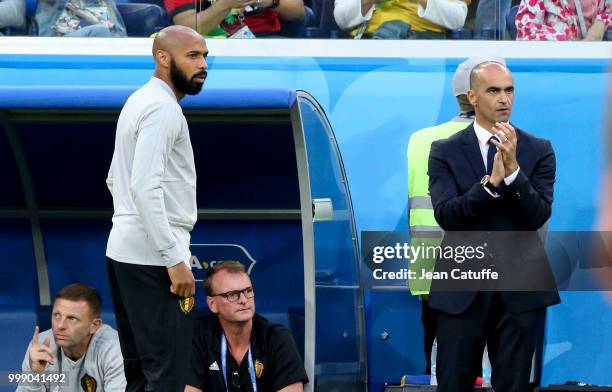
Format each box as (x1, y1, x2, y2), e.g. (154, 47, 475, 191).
(17, 284, 126, 392)
(334, 0, 469, 38)
(0, 0, 26, 30)
(516, 0, 610, 40)
(475, 0, 511, 39)
(185, 261, 309, 392)
(34, 0, 126, 37)
(164, 0, 304, 37)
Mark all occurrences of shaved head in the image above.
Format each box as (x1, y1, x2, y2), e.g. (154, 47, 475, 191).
(153, 25, 202, 58)
(467, 61, 514, 129)
(151, 25, 208, 100)
(470, 61, 510, 91)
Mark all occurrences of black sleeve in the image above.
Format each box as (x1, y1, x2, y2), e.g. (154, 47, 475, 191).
(428, 140, 498, 230)
(186, 318, 210, 390)
(268, 326, 309, 391)
(503, 139, 555, 229)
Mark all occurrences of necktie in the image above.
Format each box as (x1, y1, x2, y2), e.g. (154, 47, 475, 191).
(486, 137, 496, 175)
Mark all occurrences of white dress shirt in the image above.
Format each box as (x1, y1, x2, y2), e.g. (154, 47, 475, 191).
(473, 121, 519, 196)
(106, 77, 197, 268)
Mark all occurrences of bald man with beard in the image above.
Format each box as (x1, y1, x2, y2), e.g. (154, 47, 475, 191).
(106, 26, 208, 392)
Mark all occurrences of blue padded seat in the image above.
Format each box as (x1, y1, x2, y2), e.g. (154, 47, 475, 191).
(0, 0, 36, 35)
(0, 306, 38, 375)
(279, 5, 317, 37)
(448, 27, 472, 39)
(117, 2, 168, 37)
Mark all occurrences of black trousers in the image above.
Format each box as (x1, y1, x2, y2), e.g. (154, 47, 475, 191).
(434, 292, 544, 392)
(421, 298, 437, 375)
(107, 258, 194, 392)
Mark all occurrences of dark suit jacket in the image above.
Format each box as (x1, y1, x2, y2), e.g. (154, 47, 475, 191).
(427, 123, 560, 315)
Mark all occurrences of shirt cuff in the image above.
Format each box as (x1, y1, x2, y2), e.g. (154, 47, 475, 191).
(504, 167, 520, 185)
(353, 4, 374, 27)
(363, 4, 374, 20)
(161, 243, 185, 267)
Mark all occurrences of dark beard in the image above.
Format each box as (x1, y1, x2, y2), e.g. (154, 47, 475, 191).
(170, 59, 204, 95)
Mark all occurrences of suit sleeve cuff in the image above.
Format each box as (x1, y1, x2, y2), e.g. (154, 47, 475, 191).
(503, 168, 531, 199)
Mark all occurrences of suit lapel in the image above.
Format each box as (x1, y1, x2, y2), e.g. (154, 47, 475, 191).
(461, 124, 486, 180)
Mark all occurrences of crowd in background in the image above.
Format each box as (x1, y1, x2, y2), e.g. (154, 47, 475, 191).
(0, 0, 610, 39)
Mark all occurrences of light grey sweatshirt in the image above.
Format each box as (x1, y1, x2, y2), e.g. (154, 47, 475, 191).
(106, 77, 197, 268)
(17, 324, 126, 392)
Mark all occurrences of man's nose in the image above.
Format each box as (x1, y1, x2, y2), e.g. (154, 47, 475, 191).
(237, 291, 247, 303)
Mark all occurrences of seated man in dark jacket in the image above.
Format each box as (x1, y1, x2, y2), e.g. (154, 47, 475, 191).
(186, 260, 309, 392)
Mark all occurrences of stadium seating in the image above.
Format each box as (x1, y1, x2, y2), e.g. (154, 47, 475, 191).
(0, 0, 169, 37)
(0, 0, 36, 35)
(117, 2, 168, 36)
(506, 5, 518, 40)
(449, 27, 473, 39)
(279, 5, 318, 37)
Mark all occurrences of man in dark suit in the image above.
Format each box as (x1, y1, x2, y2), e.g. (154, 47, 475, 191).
(427, 61, 560, 392)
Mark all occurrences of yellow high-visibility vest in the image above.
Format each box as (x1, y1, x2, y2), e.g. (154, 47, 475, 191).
(407, 117, 472, 295)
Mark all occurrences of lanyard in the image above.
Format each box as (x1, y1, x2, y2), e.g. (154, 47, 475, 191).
(221, 334, 257, 392)
(56, 346, 87, 392)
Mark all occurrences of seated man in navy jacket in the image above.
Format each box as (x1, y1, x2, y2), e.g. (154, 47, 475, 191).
(185, 260, 309, 392)
(427, 61, 559, 392)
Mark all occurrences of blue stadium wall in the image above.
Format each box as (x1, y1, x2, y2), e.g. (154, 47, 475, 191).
(0, 39, 610, 388)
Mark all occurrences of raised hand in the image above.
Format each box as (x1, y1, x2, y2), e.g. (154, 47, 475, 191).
(489, 149, 505, 187)
(490, 122, 518, 177)
(28, 326, 54, 373)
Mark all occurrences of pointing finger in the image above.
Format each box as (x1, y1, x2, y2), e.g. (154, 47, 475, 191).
(32, 326, 39, 344)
